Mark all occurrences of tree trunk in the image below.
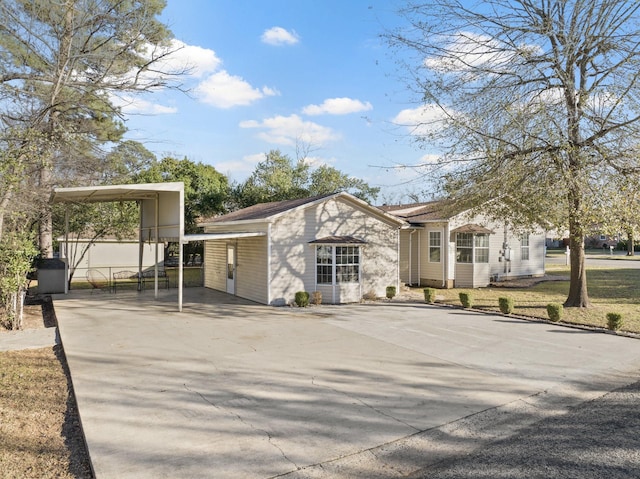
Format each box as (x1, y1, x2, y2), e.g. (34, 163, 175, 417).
(565, 219, 590, 307)
(38, 167, 53, 258)
(627, 230, 634, 256)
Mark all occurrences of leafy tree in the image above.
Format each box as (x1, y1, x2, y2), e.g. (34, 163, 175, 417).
(387, 0, 640, 307)
(233, 150, 380, 208)
(0, 0, 184, 256)
(134, 156, 230, 262)
(52, 201, 138, 287)
(0, 230, 38, 330)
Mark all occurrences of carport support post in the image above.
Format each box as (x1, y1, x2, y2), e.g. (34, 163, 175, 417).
(154, 193, 159, 298)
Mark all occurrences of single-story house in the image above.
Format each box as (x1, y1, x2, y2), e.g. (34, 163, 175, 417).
(381, 200, 546, 288)
(57, 236, 164, 282)
(198, 192, 406, 305)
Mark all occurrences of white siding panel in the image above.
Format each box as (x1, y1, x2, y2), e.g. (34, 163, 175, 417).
(270, 197, 399, 304)
(235, 237, 268, 304)
(203, 241, 226, 292)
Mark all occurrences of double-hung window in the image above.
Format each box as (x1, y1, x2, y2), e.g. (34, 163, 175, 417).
(521, 233, 530, 261)
(316, 245, 360, 284)
(429, 231, 441, 262)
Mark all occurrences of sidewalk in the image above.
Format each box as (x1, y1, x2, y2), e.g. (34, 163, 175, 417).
(0, 327, 59, 351)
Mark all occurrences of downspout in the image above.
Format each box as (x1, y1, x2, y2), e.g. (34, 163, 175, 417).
(64, 207, 69, 290)
(397, 227, 401, 292)
(267, 223, 272, 305)
(442, 224, 448, 288)
(409, 229, 415, 286)
(417, 229, 421, 287)
(138, 200, 143, 291)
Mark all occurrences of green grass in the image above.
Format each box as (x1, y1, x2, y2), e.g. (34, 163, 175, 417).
(433, 266, 640, 334)
(66, 266, 203, 291)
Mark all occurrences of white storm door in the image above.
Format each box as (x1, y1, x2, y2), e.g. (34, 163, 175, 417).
(226, 245, 235, 294)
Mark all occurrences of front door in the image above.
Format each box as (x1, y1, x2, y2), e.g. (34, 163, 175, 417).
(226, 245, 235, 294)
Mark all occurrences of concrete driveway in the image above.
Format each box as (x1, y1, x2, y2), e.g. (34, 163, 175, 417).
(54, 288, 640, 478)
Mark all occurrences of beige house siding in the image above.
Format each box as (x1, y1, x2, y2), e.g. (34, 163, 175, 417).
(203, 241, 226, 292)
(269, 197, 399, 305)
(419, 224, 448, 287)
(235, 237, 269, 304)
(399, 229, 420, 286)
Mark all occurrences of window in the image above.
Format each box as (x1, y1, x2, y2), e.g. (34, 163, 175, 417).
(521, 234, 530, 261)
(456, 233, 489, 263)
(456, 233, 473, 263)
(475, 234, 489, 263)
(316, 245, 360, 284)
(429, 231, 441, 262)
(316, 245, 333, 284)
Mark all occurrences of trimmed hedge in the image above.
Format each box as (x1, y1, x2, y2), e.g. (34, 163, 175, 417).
(386, 286, 396, 299)
(459, 292, 473, 308)
(606, 312, 623, 331)
(295, 291, 310, 307)
(498, 296, 514, 315)
(546, 303, 563, 322)
(423, 287, 437, 304)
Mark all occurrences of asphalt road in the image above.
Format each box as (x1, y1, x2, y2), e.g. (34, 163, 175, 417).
(546, 251, 640, 269)
(409, 380, 640, 479)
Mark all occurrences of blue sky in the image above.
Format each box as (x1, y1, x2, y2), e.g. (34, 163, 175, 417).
(119, 0, 431, 202)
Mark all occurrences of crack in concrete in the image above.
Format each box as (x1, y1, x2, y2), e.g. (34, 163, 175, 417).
(183, 384, 300, 471)
(311, 376, 421, 433)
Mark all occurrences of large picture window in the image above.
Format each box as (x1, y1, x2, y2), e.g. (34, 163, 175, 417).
(316, 245, 360, 284)
(429, 231, 441, 262)
(456, 233, 489, 263)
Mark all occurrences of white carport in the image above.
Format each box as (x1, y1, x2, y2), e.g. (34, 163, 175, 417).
(50, 182, 187, 311)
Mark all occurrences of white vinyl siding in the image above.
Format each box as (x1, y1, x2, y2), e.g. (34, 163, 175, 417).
(271, 197, 399, 304)
(235, 237, 268, 304)
(203, 241, 226, 291)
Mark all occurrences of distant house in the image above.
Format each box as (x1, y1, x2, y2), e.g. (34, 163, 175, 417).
(58, 237, 164, 281)
(198, 192, 405, 305)
(381, 200, 546, 288)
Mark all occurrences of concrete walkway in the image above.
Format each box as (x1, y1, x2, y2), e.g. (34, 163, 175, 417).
(53, 288, 640, 478)
(0, 326, 58, 351)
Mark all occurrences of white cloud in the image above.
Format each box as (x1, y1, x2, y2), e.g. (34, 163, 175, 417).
(261, 27, 300, 46)
(214, 153, 265, 180)
(302, 97, 373, 116)
(195, 71, 279, 108)
(392, 105, 448, 136)
(239, 114, 339, 146)
(112, 94, 178, 115)
(160, 40, 222, 78)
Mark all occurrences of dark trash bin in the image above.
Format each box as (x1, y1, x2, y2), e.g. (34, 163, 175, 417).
(37, 258, 68, 294)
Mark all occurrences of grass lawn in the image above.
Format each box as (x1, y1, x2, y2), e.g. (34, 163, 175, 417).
(0, 347, 92, 478)
(430, 265, 640, 334)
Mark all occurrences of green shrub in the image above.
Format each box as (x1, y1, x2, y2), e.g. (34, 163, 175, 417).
(459, 291, 473, 308)
(498, 296, 514, 314)
(294, 291, 310, 307)
(311, 291, 322, 305)
(386, 286, 396, 299)
(546, 303, 563, 322)
(423, 287, 436, 304)
(606, 312, 623, 331)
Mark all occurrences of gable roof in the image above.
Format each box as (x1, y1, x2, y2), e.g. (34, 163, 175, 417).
(200, 192, 406, 227)
(380, 199, 459, 223)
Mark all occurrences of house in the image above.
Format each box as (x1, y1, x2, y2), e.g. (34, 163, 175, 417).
(381, 200, 546, 288)
(198, 192, 406, 305)
(57, 237, 164, 282)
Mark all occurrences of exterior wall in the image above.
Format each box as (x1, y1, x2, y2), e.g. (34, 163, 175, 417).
(202, 224, 269, 304)
(410, 214, 546, 289)
(60, 240, 164, 281)
(270, 197, 399, 305)
(203, 241, 226, 292)
(399, 229, 420, 286)
(235, 236, 268, 304)
(418, 223, 450, 288)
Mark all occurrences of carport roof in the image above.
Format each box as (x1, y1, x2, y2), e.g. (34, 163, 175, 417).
(49, 182, 184, 203)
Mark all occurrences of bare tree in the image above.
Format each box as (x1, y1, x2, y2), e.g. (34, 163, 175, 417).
(0, 0, 188, 254)
(387, 0, 640, 307)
